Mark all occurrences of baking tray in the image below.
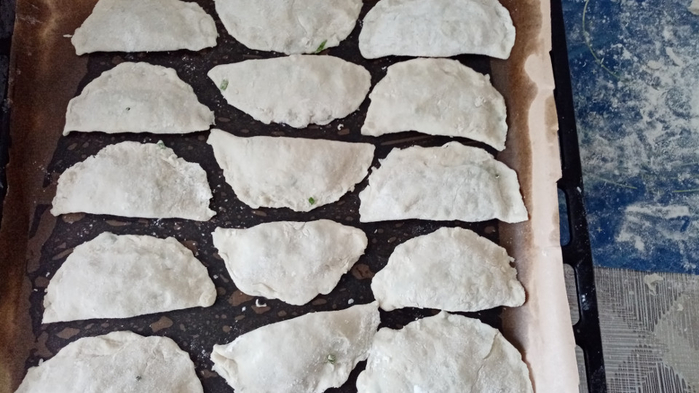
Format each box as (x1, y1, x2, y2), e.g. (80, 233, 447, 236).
(0, 0, 582, 392)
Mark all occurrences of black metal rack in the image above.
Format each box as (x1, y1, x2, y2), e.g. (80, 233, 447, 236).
(551, 0, 608, 391)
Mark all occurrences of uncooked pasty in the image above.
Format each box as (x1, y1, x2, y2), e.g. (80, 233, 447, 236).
(359, 142, 527, 223)
(212, 303, 380, 393)
(64, 62, 214, 135)
(72, 0, 217, 54)
(362, 58, 508, 150)
(214, 0, 362, 54)
(51, 142, 215, 221)
(207, 129, 374, 211)
(43, 232, 216, 323)
(371, 227, 525, 312)
(212, 220, 367, 305)
(15, 331, 203, 393)
(356, 312, 533, 393)
(208, 55, 370, 128)
(359, 0, 515, 59)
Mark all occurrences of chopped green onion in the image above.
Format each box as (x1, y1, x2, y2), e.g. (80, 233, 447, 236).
(308, 197, 316, 205)
(219, 79, 229, 91)
(315, 40, 327, 54)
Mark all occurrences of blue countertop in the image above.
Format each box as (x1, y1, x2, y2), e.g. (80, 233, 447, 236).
(562, 0, 699, 274)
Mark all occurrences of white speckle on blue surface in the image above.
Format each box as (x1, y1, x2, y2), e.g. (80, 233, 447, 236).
(564, 0, 699, 274)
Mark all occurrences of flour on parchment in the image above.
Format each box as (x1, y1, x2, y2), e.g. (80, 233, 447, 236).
(359, 142, 527, 223)
(72, 0, 217, 54)
(363, 58, 508, 150)
(43, 233, 216, 323)
(212, 220, 367, 305)
(359, 0, 515, 59)
(51, 142, 215, 220)
(212, 303, 380, 393)
(356, 312, 533, 393)
(207, 129, 374, 211)
(64, 62, 214, 135)
(214, 0, 362, 54)
(15, 331, 203, 393)
(372, 227, 525, 312)
(208, 55, 370, 128)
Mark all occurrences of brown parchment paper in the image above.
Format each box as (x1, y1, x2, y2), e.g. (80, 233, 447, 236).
(0, 0, 91, 390)
(0, 0, 579, 392)
(494, 0, 581, 392)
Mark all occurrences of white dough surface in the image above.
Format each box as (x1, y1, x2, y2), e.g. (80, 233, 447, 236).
(207, 129, 374, 211)
(359, 142, 528, 223)
(72, 0, 217, 54)
(371, 227, 525, 312)
(212, 303, 380, 393)
(356, 312, 533, 393)
(64, 62, 214, 135)
(359, 0, 515, 59)
(208, 55, 371, 128)
(43, 232, 216, 323)
(214, 0, 362, 54)
(51, 142, 215, 221)
(15, 331, 203, 393)
(362, 58, 508, 150)
(213, 220, 367, 305)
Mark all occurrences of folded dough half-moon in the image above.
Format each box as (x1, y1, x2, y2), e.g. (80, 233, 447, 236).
(208, 55, 371, 128)
(207, 129, 374, 211)
(359, 142, 527, 223)
(362, 58, 508, 150)
(372, 227, 525, 312)
(15, 331, 203, 393)
(64, 62, 214, 135)
(51, 142, 215, 221)
(359, 0, 515, 59)
(212, 303, 380, 393)
(43, 232, 216, 323)
(356, 312, 533, 393)
(72, 0, 217, 54)
(213, 220, 367, 305)
(214, 0, 362, 54)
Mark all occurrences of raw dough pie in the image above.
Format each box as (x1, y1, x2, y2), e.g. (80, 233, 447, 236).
(371, 227, 525, 312)
(359, 0, 515, 59)
(213, 220, 367, 305)
(72, 0, 217, 54)
(207, 129, 374, 211)
(356, 312, 533, 393)
(212, 303, 380, 393)
(43, 232, 216, 323)
(51, 142, 215, 221)
(359, 142, 528, 223)
(208, 55, 371, 128)
(15, 331, 203, 393)
(64, 62, 214, 135)
(214, 0, 362, 54)
(362, 58, 508, 150)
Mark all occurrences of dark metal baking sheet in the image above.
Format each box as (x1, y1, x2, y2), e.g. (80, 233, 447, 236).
(6, 1, 511, 392)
